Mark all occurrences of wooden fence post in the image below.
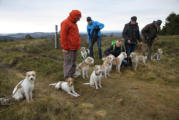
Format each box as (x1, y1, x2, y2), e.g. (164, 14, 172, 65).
(55, 25, 59, 49)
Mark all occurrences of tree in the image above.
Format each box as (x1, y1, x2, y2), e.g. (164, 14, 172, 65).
(25, 34, 34, 39)
(160, 12, 179, 35)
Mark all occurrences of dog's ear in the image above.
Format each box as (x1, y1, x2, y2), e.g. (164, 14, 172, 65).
(26, 72, 29, 77)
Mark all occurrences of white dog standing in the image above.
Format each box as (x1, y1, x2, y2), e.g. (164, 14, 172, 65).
(74, 57, 94, 79)
(116, 52, 127, 72)
(130, 52, 147, 71)
(12, 71, 36, 102)
(49, 77, 80, 97)
(80, 47, 90, 60)
(83, 65, 103, 89)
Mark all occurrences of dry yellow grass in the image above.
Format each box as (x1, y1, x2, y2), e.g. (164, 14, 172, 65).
(0, 36, 178, 120)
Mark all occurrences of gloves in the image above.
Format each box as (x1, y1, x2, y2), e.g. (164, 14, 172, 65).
(94, 26, 100, 32)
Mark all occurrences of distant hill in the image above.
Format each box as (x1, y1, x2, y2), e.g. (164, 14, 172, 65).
(0, 31, 122, 41)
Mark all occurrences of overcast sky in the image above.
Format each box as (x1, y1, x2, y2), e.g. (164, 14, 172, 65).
(0, 0, 179, 33)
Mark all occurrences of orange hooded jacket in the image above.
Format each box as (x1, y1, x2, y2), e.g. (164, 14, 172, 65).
(60, 10, 81, 50)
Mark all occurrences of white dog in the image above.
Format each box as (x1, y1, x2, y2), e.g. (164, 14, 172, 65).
(116, 52, 127, 72)
(83, 65, 103, 89)
(74, 57, 94, 79)
(130, 52, 147, 71)
(101, 55, 115, 78)
(152, 48, 163, 60)
(12, 71, 36, 102)
(80, 47, 90, 60)
(49, 77, 80, 97)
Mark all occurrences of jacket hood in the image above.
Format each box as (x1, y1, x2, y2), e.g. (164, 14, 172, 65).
(68, 10, 81, 23)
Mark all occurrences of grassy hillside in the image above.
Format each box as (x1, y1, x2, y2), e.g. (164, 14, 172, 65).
(0, 36, 178, 120)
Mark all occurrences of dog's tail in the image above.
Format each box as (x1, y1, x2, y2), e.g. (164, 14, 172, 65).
(83, 83, 90, 85)
(49, 83, 57, 86)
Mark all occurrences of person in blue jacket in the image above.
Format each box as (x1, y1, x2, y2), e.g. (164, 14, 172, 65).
(87, 17, 104, 59)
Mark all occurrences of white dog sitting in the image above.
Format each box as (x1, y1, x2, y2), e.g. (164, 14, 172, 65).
(83, 65, 103, 89)
(80, 47, 90, 60)
(101, 55, 115, 78)
(49, 77, 80, 97)
(152, 48, 163, 60)
(130, 52, 147, 71)
(115, 52, 127, 72)
(12, 71, 36, 102)
(74, 57, 94, 79)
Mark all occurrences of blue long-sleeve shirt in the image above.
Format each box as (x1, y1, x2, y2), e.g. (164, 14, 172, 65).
(87, 21, 104, 40)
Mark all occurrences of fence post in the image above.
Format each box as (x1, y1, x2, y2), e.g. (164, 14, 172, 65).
(55, 25, 59, 49)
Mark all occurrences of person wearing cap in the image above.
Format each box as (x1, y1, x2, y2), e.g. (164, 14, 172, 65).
(122, 16, 142, 64)
(104, 40, 128, 66)
(141, 20, 162, 61)
(87, 17, 104, 59)
(60, 10, 81, 80)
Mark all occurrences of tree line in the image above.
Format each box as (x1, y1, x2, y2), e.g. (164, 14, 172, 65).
(160, 12, 179, 35)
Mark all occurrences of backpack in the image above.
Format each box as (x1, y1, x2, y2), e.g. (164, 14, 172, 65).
(111, 40, 124, 52)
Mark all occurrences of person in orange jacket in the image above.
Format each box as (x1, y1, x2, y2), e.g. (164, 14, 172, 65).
(60, 10, 81, 80)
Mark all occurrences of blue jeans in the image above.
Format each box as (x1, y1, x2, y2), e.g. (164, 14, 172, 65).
(125, 43, 137, 57)
(89, 37, 102, 59)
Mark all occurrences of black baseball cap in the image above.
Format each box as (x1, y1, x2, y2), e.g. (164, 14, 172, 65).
(87, 17, 92, 22)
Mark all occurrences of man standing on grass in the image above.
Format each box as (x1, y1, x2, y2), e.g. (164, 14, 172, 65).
(142, 20, 162, 61)
(122, 16, 142, 65)
(60, 10, 81, 80)
(87, 17, 104, 60)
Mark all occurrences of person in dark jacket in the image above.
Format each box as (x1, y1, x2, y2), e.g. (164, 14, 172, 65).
(122, 16, 142, 63)
(142, 20, 162, 61)
(104, 40, 127, 66)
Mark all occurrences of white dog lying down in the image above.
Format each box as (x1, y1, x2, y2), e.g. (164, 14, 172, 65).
(83, 65, 103, 89)
(74, 57, 94, 79)
(12, 71, 36, 102)
(49, 77, 80, 97)
(152, 48, 163, 60)
(80, 47, 90, 59)
(115, 52, 127, 73)
(130, 52, 147, 71)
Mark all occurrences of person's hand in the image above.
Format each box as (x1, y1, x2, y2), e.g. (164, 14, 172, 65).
(155, 37, 159, 40)
(62, 49, 68, 53)
(128, 40, 131, 44)
(114, 57, 118, 61)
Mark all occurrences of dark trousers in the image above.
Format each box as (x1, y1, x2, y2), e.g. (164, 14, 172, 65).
(89, 37, 102, 59)
(125, 43, 137, 65)
(125, 43, 137, 57)
(63, 50, 77, 79)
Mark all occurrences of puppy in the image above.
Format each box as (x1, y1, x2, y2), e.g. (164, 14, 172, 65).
(116, 52, 127, 72)
(130, 52, 147, 71)
(80, 47, 90, 60)
(12, 71, 36, 102)
(74, 57, 94, 79)
(152, 48, 163, 60)
(83, 65, 103, 89)
(49, 77, 80, 97)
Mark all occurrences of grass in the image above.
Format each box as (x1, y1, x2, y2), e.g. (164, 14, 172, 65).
(0, 36, 179, 120)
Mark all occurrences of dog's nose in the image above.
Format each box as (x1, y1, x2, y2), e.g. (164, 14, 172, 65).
(30, 78, 33, 80)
